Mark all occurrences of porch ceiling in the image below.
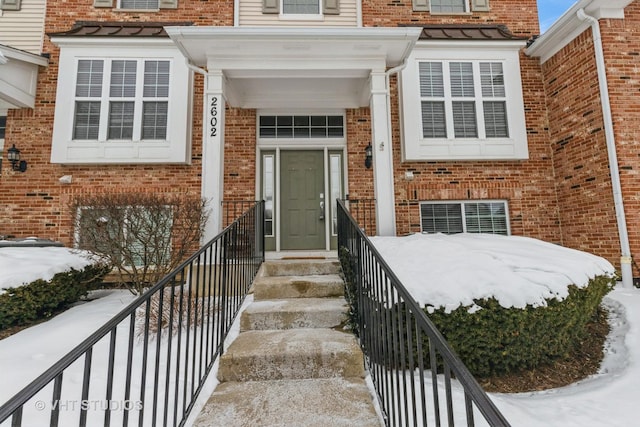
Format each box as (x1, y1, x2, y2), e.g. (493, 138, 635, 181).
(165, 27, 422, 109)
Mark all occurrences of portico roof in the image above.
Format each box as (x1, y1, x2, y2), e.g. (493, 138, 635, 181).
(165, 27, 422, 109)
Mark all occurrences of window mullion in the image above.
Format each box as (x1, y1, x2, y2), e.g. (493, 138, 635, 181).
(461, 202, 468, 233)
(98, 60, 111, 142)
(442, 61, 454, 140)
(132, 59, 144, 142)
(473, 62, 486, 139)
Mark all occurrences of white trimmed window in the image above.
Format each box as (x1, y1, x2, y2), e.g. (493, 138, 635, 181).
(73, 59, 169, 141)
(400, 44, 528, 160)
(119, 0, 158, 9)
(283, 0, 319, 14)
(420, 201, 509, 235)
(50, 42, 192, 164)
(76, 205, 172, 267)
(93, 0, 177, 9)
(262, 0, 339, 16)
(420, 61, 508, 139)
(430, 0, 467, 13)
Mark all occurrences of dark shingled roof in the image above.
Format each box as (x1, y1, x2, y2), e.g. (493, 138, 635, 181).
(402, 24, 528, 41)
(48, 21, 193, 38)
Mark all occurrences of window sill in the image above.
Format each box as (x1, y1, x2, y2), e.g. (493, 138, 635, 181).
(279, 14, 324, 21)
(115, 8, 160, 12)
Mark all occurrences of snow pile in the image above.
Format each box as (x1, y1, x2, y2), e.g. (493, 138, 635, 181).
(370, 233, 616, 312)
(0, 247, 100, 293)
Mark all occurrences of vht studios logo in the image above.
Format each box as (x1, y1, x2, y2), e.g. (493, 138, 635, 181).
(35, 399, 143, 411)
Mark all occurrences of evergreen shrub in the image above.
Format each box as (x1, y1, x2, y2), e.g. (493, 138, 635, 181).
(339, 245, 615, 377)
(418, 275, 615, 377)
(0, 263, 112, 330)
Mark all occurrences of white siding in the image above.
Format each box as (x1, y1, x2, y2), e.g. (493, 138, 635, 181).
(0, 0, 46, 54)
(239, 0, 358, 27)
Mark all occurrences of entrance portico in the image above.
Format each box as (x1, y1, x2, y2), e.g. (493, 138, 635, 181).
(166, 27, 421, 247)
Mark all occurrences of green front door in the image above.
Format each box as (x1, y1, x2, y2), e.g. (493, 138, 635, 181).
(280, 150, 325, 250)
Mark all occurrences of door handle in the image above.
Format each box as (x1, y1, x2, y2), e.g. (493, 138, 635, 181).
(319, 200, 325, 220)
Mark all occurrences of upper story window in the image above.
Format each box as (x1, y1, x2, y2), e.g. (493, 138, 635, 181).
(119, 0, 158, 9)
(73, 59, 169, 141)
(262, 0, 339, 17)
(92, 0, 177, 10)
(50, 42, 192, 164)
(400, 44, 527, 161)
(430, 0, 467, 13)
(420, 61, 508, 140)
(283, 0, 319, 14)
(412, 0, 489, 13)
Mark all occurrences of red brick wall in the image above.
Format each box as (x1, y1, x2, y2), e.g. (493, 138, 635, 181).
(361, 0, 541, 37)
(600, 1, 640, 273)
(2, 0, 561, 251)
(539, 2, 640, 271)
(541, 30, 619, 265)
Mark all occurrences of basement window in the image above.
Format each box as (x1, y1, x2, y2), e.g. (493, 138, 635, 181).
(420, 200, 509, 235)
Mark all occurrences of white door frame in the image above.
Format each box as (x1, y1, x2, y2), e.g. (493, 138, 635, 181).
(256, 111, 348, 252)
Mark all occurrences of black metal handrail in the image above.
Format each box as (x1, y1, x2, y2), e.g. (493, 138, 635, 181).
(337, 199, 510, 427)
(0, 201, 265, 427)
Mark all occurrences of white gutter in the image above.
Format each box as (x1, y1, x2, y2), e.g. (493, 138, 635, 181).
(577, 8, 633, 288)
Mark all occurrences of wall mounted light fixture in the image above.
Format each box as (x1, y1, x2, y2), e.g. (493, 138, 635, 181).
(7, 144, 27, 172)
(365, 143, 373, 169)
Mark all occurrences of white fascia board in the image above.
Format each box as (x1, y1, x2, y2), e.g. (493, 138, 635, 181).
(415, 39, 528, 51)
(165, 26, 422, 68)
(527, 0, 633, 63)
(49, 36, 175, 50)
(0, 44, 48, 67)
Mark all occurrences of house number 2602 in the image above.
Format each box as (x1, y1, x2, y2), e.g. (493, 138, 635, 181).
(210, 97, 218, 137)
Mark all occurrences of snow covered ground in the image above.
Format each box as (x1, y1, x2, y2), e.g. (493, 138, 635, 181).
(0, 245, 98, 294)
(1, 237, 639, 426)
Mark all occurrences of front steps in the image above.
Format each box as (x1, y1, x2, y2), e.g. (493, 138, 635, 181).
(193, 259, 382, 427)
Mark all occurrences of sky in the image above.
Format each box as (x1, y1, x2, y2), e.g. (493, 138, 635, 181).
(1, 237, 639, 426)
(537, 0, 577, 33)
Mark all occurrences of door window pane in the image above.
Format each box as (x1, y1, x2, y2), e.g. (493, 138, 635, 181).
(263, 155, 275, 236)
(330, 154, 342, 235)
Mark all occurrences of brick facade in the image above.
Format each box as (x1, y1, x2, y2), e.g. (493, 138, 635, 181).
(536, 1, 640, 272)
(1, 0, 574, 265)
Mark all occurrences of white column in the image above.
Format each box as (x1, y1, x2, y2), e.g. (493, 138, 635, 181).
(369, 70, 396, 236)
(202, 70, 226, 242)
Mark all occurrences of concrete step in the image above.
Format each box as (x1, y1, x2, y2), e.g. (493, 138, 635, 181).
(261, 259, 342, 277)
(217, 328, 364, 382)
(253, 274, 344, 300)
(193, 377, 382, 427)
(240, 298, 348, 331)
